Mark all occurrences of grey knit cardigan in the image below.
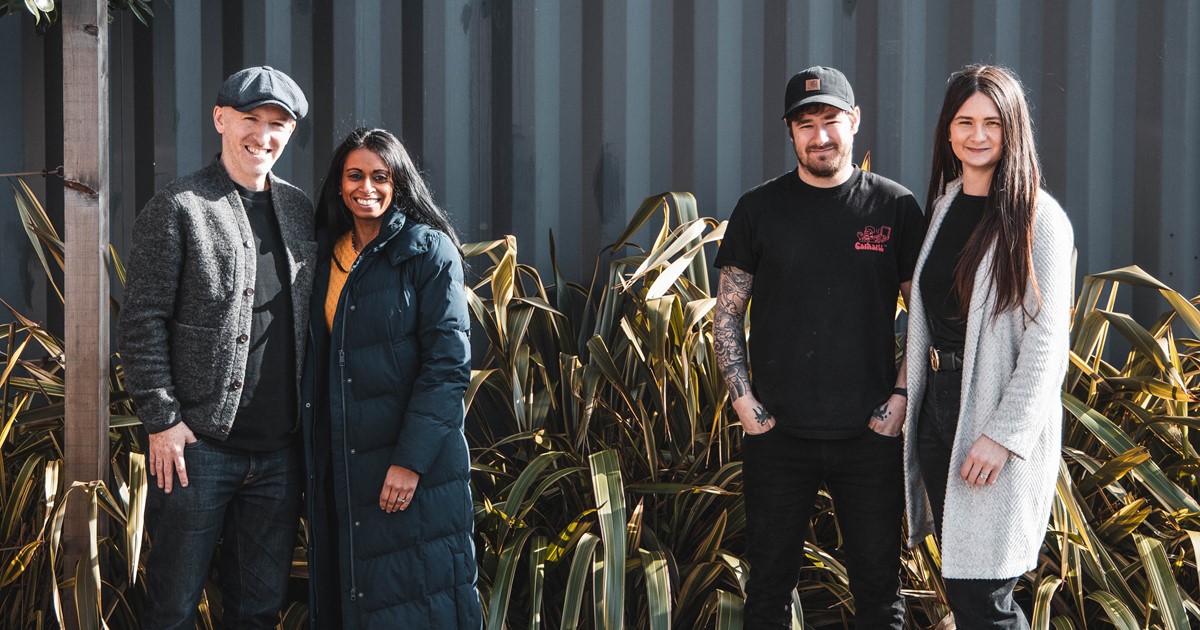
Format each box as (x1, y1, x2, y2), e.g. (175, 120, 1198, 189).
(903, 179, 1074, 579)
(118, 158, 316, 439)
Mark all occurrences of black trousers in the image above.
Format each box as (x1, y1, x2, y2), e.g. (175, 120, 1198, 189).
(742, 428, 905, 629)
(917, 369, 1030, 630)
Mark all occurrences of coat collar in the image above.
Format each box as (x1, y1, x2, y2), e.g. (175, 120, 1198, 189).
(361, 206, 434, 266)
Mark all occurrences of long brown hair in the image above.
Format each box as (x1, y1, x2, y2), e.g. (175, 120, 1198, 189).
(926, 65, 1041, 318)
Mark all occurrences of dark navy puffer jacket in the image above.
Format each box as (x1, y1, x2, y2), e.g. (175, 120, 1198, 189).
(301, 208, 481, 629)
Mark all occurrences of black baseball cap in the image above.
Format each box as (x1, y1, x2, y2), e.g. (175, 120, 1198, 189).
(782, 66, 855, 119)
(216, 66, 308, 121)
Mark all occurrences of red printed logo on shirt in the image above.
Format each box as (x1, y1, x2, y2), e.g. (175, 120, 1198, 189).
(855, 225, 891, 252)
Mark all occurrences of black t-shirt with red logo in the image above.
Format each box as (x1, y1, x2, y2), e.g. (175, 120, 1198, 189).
(714, 166, 926, 438)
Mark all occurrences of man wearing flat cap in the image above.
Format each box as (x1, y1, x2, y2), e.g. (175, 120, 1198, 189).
(119, 66, 316, 628)
(714, 66, 926, 628)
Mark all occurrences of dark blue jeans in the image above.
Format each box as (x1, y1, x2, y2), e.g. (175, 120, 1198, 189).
(742, 427, 905, 629)
(142, 439, 302, 629)
(918, 369, 1029, 629)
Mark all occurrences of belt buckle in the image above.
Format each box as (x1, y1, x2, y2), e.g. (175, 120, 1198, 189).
(929, 346, 940, 372)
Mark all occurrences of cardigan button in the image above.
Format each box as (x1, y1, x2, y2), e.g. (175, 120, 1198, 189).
(350, 449, 356, 455)
(237, 334, 249, 343)
(244, 288, 255, 297)
(349, 305, 356, 311)
(305, 402, 311, 408)
(354, 521, 360, 527)
(243, 239, 252, 248)
(230, 380, 243, 389)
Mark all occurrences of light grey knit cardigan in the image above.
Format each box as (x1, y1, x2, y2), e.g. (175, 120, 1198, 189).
(903, 179, 1074, 579)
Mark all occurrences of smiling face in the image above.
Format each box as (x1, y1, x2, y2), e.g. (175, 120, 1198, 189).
(949, 91, 1004, 182)
(787, 104, 860, 186)
(340, 147, 395, 223)
(213, 104, 296, 190)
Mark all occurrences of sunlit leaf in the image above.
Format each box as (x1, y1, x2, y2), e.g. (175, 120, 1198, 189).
(713, 589, 743, 630)
(1134, 534, 1189, 630)
(560, 533, 600, 629)
(640, 549, 671, 630)
(528, 534, 548, 630)
(589, 450, 626, 630)
(1062, 392, 1200, 512)
(0, 540, 40, 588)
(485, 527, 535, 630)
(1079, 447, 1151, 495)
(1084, 590, 1137, 628)
(125, 453, 146, 584)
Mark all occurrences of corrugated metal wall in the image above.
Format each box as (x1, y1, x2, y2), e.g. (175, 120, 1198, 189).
(3, 0, 1198, 324)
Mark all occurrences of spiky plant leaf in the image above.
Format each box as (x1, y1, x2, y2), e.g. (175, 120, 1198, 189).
(528, 534, 548, 630)
(1134, 534, 1189, 630)
(589, 449, 626, 630)
(639, 549, 671, 630)
(560, 532, 600, 629)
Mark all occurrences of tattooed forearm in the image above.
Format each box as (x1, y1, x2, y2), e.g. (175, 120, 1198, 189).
(753, 404, 771, 426)
(714, 267, 755, 401)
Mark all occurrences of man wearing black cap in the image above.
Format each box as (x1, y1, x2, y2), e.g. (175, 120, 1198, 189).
(119, 66, 316, 628)
(714, 66, 925, 628)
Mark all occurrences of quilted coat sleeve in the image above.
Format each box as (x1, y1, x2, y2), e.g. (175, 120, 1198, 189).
(118, 192, 186, 434)
(389, 231, 472, 474)
(980, 196, 1074, 460)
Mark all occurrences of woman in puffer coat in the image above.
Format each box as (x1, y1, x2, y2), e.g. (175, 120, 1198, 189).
(904, 66, 1073, 628)
(301, 128, 481, 629)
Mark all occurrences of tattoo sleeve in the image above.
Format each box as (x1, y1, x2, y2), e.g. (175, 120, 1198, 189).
(713, 267, 754, 401)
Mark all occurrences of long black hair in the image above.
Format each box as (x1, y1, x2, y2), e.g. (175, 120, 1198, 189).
(926, 65, 1041, 318)
(316, 127, 462, 252)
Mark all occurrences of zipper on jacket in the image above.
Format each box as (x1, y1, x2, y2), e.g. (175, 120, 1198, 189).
(337, 287, 358, 603)
(335, 222, 396, 606)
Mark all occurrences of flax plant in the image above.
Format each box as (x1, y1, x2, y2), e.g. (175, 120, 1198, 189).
(464, 192, 863, 629)
(5, 176, 1200, 628)
(1, 177, 311, 629)
(463, 190, 1200, 629)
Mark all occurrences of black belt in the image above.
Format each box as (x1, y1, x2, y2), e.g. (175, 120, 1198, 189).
(928, 346, 964, 372)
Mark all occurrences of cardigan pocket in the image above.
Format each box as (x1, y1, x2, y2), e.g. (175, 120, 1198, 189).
(168, 319, 223, 406)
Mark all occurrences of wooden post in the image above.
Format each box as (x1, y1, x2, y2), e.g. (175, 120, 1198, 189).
(61, 0, 110, 609)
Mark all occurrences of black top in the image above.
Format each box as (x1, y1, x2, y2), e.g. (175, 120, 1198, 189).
(920, 193, 987, 351)
(226, 184, 297, 450)
(714, 167, 926, 438)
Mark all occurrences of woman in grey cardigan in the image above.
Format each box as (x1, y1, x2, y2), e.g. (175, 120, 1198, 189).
(904, 65, 1073, 628)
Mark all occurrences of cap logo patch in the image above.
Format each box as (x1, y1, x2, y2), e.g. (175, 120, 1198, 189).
(806, 78, 821, 91)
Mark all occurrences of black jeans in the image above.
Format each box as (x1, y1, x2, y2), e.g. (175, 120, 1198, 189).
(742, 428, 905, 629)
(917, 369, 1029, 630)
(142, 440, 302, 629)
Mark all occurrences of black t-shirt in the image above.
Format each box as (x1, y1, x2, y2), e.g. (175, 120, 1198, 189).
(920, 192, 987, 351)
(225, 184, 297, 451)
(714, 167, 926, 438)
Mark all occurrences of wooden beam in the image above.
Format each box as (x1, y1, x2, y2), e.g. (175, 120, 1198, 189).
(61, 0, 110, 601)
